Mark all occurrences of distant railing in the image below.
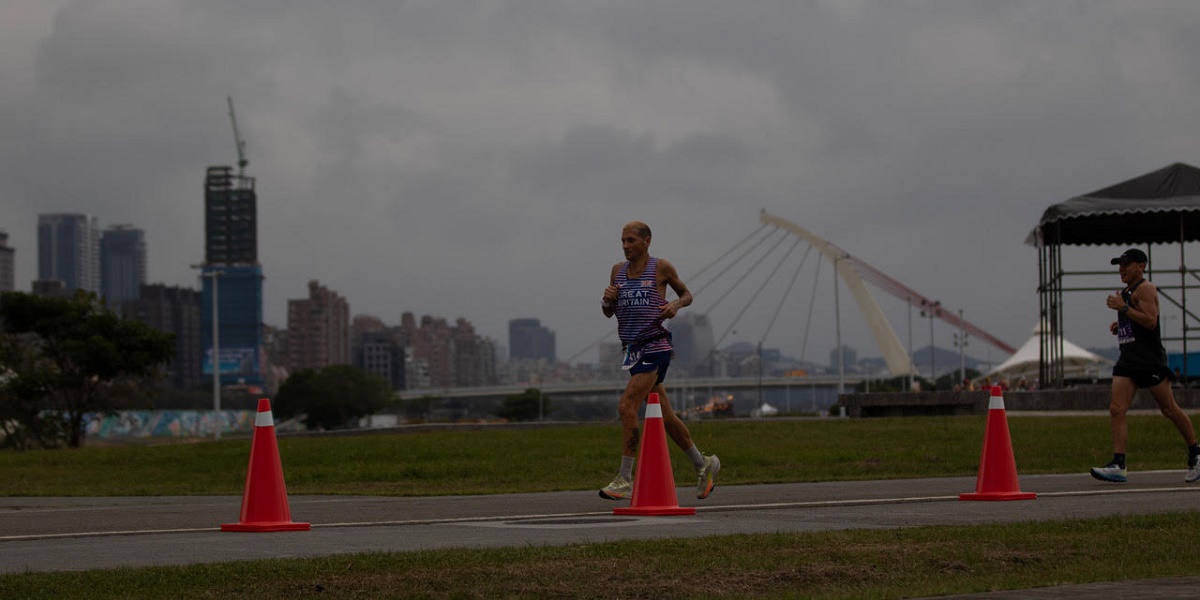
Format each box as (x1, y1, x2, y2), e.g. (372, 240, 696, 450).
(394, 374, 863, 402)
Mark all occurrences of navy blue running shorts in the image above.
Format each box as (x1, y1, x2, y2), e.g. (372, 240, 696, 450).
(629, 351, 672, 385)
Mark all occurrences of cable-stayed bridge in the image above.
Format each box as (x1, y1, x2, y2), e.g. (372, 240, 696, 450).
(755, 210, 1016, 374)
(395, 211, 1016, 408)
(560, 210, 1016, 378)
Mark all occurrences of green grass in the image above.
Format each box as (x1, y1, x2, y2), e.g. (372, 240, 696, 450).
(0, 415, 1193, 496)
(3, 513, 1200, 599)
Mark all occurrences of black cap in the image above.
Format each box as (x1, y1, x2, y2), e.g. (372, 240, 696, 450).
(1110, 249, 1148, 265)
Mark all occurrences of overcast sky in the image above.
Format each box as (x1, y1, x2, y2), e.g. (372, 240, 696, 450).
(5, 1, 1200, 368)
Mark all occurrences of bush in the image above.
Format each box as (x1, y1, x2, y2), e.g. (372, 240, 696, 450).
(496, 388, 550, 422)
(274, 365, 392, 430)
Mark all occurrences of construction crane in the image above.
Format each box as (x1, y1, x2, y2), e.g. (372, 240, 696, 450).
(227, 96, 249, 177)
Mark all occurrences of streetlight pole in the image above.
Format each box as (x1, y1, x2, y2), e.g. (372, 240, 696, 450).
(193, 265, 223, 440)
(757, 341, 764, 408)
(833, 255, 845, 396)
(956, 308, 967, 385)
(920, 300, 940, 386)
(929, 307, 936, 383)
(907, 297, 913, 392)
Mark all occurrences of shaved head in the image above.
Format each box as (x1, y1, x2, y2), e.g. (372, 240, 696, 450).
(623, 221, 652, 240)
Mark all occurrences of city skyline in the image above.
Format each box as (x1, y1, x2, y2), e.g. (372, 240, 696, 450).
(3, 207, 1128, 372)
(7, 3, 1200, 366)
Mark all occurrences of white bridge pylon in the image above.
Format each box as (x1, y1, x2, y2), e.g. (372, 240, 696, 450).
(760, 210, 1016, 376)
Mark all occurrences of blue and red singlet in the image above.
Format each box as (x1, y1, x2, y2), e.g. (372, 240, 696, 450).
(614, 257, 672, 367)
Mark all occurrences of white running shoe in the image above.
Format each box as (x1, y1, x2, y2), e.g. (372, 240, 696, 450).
(1090, 463, 1128, 483)
(696, 454, 721, 499)
(599, 474, 632, 500)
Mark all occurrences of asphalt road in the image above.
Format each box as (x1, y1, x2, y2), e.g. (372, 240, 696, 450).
(3, 469, 1200, 597)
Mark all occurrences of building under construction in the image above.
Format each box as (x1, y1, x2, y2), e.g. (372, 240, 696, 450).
(201, 165, 264, 387)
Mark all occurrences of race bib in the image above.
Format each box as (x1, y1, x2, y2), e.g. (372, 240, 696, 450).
(621, 345, 642, 370)
(1117, 320, 1134, 345)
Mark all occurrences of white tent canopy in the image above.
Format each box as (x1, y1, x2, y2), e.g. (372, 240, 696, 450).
(977, 323, 1112, 385)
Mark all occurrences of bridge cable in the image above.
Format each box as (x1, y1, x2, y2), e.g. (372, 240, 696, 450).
(695, 228, 788, 319)
(719, 236, 803, 349)
(709, 229, 794, 349)
(758, 242, 813, 348)
(687, 223, 769, 285)
(798, 247, 824, 365)
(691, 226, 781, 298)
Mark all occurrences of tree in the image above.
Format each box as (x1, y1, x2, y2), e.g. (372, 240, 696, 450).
(273, 364, 392, 430)
(495, 388, 550, 422)
(0, 291, 175, 449)
(0, 333, 65, 449)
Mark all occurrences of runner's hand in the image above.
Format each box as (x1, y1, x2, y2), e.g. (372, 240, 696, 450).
(659, 300, 680, 319)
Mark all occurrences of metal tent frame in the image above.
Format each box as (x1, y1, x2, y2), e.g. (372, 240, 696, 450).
(1032, 163, 1200, 388)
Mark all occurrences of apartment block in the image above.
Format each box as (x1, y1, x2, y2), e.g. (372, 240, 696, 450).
(37, 213, 100, 294)
(286, 280, 350, 371)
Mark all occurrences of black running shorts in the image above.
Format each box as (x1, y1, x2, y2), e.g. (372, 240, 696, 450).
(1113, 364, 1175, 388)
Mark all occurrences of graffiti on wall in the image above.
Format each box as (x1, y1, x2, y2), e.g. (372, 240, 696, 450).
(82, 410, 305, 438)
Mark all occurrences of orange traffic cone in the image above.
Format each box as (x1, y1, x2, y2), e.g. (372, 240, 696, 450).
(221, 398, 311, 531)
(614, 392, 696, 516)
(960, 386, 1036, 501)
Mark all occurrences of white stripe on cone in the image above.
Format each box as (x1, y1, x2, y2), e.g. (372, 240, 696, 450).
(255, 410, 274, 428)
(988, 386, 1006, 410)
(645, 403, 662, 419)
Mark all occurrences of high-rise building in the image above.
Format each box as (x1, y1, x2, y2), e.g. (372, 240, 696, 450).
(100, 225, 146, 306)
(474, 336, 498, 386)
(412, 315, 455, 388)
(204, 166, 257, 265)
(508, 318, 556, 363)
(37, 213, 100, 294)
(286, 280, 350, 371)
(351, 314, 387, 343)
(452, 318, 497, 387)
(351, 314, 406, 389)
(0, 230, 13, 292)
(123, 284, 203, 390)
(670, 313, 715, 369)
(394, 311, 495, 389)
(201, 166, 264, 386)
(354, 329, 406, 391)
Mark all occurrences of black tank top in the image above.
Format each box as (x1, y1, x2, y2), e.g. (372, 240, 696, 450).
(1115, 280, 1167, 369)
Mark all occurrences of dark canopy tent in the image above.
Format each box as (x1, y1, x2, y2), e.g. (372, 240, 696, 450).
(1030, 162, 1200, 387)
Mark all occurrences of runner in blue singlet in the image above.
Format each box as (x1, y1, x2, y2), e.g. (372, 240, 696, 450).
(597, 221, 720, 502)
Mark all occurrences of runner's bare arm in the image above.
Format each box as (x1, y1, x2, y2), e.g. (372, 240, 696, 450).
(1126, 281, 1161, 330)
(657, 258, 692, 319)
(602, 263, 620, 318)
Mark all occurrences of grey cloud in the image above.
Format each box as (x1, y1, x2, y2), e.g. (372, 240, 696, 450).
(4, 0, 1200, 362)
(513, 125, 753, 207)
